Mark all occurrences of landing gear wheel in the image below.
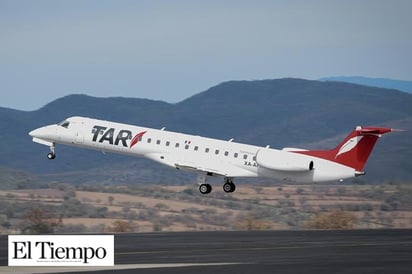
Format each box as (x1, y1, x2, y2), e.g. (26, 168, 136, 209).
(223, 182, 236, 193)
(47, 152, 56, 160)
(199, 183, 212, 194)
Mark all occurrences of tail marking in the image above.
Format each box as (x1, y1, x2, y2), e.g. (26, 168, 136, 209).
(335, 135, 364, 159)
(294, 126, 392, 172)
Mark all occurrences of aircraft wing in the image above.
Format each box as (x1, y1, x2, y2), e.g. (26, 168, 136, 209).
(175, 160, 256, 177)
(175, 163, 224, 175)
(145, 153, 254, 177)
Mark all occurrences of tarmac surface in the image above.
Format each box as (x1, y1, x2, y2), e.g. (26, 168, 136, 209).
(1, 229, 412, 274)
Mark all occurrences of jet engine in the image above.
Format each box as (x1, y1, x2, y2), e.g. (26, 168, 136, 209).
(256, 149, 314, 172)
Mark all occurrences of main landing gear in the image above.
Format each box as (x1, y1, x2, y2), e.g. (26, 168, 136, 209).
(223, 177, 236, 193)
(197, 174, 236, 194)
(199, 183, 212, 194)
(198, 173, 212, 194)
(47, 145, 56, 160)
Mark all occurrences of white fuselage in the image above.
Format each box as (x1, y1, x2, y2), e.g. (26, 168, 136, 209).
(29, 116, 357, 184)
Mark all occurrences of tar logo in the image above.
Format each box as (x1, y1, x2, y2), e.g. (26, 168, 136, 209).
(92, 125, 147, 148)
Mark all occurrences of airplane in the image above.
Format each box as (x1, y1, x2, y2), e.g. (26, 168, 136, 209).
(29, 116, 392, 194)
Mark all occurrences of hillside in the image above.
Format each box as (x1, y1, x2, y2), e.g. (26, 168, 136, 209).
(320, 76, 412, 94)
(1, 78, 412, 184)
(2, 184, 412, 233)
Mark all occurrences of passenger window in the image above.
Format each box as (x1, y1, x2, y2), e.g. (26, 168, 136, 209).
(215, 149, 219, 155)
(224, 151, 229, 156)
(205, 148, 209, 153)
(147, 138, 152, 143)
(243, 154, 248, 160)
(175, 143, 180, 148)
(185, 145, 189, 149)
(156, 140, 161, 145)
(234, 153, 238, 158)
(166, 141, 170, 146)
(194, 146, 199, 151)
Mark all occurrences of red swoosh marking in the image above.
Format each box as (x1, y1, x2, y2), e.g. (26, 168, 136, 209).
(130, 131, 147, 148)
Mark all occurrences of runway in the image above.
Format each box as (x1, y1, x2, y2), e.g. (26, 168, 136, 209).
(1, 229, 412, 274)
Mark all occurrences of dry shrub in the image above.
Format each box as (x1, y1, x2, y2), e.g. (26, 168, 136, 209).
(306, 210, 357, 230)
(109, 220, 132, 232)
(235, 213, 272, 230)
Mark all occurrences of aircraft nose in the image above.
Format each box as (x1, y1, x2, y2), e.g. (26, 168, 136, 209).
(29, 128, 40, 137)
(29, 126, 51, 138)
(29, 129, 37, 137)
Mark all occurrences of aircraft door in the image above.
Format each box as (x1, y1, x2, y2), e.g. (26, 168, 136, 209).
(75, 122, 84, 144)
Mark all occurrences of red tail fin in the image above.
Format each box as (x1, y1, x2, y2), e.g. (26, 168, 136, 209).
(296, 126, 392, 171)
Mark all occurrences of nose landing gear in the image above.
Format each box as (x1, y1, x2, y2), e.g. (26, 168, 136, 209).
(47, 145, 56, 160)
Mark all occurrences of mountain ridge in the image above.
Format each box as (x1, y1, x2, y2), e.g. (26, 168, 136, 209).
(1, 78, 411, 183)
(320, 76, 412, 94)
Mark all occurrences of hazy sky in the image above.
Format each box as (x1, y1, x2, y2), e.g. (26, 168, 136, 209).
(1, 0, 411, 110)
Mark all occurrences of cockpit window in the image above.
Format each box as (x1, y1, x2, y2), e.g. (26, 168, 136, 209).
(57, 120, 70, 128)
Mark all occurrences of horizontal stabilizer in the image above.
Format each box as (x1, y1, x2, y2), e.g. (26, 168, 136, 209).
(355, 126, 392, 136)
